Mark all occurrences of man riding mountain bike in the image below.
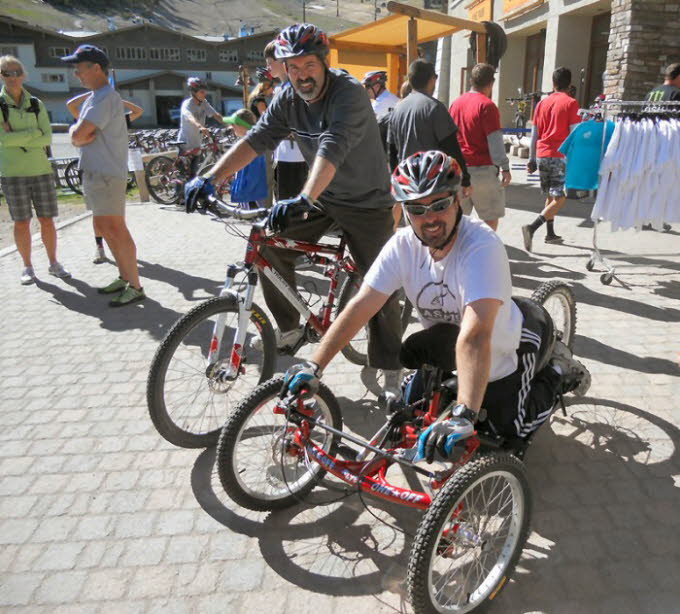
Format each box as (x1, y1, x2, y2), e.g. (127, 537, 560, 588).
(178, 77, 223, 177)
(280, 149, 590, 461)
(185, 23, 404, 398)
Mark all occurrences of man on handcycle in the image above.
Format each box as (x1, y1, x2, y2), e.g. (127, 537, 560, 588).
(185, 23, 403, 398)
(281, 149, 590, 461)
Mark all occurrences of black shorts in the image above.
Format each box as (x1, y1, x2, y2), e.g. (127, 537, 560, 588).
(274, 161, 308, 201)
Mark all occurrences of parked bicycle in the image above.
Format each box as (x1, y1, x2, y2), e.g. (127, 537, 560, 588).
(146, 195, 410, 448)
(63, 158, 137, 195)
(144, 129, 233, 205)
(505, 89, 548, 130)
(215, 280, 584, 614)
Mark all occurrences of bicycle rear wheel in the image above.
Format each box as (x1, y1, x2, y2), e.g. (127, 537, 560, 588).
(408, 454, 531, 614)
(337, 272, 412, 366)
(145, 155, 181, 204)
(530, 281, 577, 350)
(217, 376, 343, 511)
(147, 296, 276, 448)
(64, 159, 82, 195)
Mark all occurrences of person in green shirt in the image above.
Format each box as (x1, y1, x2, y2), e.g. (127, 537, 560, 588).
(0, 55, 70, 284)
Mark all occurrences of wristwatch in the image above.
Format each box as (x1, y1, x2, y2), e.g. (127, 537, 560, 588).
(451, 403, 477, 422)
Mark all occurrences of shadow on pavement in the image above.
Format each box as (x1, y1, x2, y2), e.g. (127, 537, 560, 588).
(35, 276, 183, 341)
(137, 259, 222, 301)
(189, 395, 679, 613)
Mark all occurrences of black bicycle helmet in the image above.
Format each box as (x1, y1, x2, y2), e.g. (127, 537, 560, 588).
(274, 23, 329, 60)
(362, 70, 387, 87)
(187, 77, 208, 93)
(391, 150, 462, 202)
(255, 67, 274, 83)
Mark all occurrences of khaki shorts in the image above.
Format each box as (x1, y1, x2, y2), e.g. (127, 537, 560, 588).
(82, 170, 127, 216)
(460, 165, 505, 221)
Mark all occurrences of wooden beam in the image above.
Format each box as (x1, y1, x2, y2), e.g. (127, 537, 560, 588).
(387, 1, 488, 33)
(329, 39, 405, 55)
(476, 33, 487, 63)
(407, 16, 418, 68)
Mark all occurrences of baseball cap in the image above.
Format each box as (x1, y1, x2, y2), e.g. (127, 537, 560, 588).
(61, 45, 109, 68)
(223, 109, 256, 129)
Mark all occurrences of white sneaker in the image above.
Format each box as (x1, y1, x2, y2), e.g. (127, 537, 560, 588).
(48, 262, 72, 279)
(93, 247, 107, 264)
(550, 341, 591, 396)
(20, 266, 36, 285)
(251, 326, 305, 352)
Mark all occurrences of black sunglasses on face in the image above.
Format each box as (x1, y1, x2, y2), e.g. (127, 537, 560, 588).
(1, 69, 23, 77)
(404, 195, 455, 216)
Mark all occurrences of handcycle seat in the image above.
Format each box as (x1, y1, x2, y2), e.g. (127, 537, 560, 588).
(399, 296, 555, 373)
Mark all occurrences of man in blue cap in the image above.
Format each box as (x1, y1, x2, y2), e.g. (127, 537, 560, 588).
(62, 45, 145, 306)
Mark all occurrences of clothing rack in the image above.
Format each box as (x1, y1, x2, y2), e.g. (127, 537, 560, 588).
(586, 99, 680, 285)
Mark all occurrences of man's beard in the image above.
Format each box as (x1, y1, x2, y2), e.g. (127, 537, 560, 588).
(294, 77, 321, 101)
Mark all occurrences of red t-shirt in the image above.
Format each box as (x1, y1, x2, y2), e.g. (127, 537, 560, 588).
(448, 92, 501, 167)
(533, 92, 580, 158)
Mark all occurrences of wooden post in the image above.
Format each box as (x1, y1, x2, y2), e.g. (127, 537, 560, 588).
(239, 65, 249, 108)
(407, 17, 418, 68)
(476, 33, 487, 64)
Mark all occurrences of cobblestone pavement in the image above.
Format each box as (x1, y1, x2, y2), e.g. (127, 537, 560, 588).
(1, 171, 678, 614)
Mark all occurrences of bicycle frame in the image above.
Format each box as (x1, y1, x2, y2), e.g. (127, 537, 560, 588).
(273, 380, 482, 511)
(207, 218, 358, 380)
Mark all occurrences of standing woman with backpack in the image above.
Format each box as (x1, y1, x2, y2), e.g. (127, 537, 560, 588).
(0, 55, 70, 284)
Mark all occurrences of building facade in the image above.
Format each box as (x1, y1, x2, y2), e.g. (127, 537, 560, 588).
(0, 16, 276, 126)
(443, 0, 679, 126)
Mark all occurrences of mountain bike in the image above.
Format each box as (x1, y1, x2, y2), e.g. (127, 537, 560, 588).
(63, 159, 136, 195)
(145, 130, 231, 205)
(505, 90, 547, 131)
(147, 195, 410, 448)
(215, 281, 584, 614)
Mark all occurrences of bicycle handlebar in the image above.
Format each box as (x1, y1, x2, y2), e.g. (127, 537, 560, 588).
(205, 195, 268, 221)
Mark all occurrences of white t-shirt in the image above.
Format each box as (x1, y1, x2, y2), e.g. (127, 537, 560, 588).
(365, 216, 523, 381)
(372, 89, 400, 117)
(178, 96, 217, 149)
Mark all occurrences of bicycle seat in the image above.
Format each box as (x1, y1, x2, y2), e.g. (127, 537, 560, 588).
(168, 140, 186, 146)
(511, 296, 555, 372)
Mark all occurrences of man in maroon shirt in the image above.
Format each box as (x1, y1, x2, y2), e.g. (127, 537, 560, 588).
(522, 67, 580, 251)
(449, 63, 511, 231)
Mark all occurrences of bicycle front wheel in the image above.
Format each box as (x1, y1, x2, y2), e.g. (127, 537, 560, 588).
(147, 296, 276, 448)
(531, 281, 577, 350)
(217, 376, 343, 511)
(408, 454, 531, 614)
(145, 155, 181, 204)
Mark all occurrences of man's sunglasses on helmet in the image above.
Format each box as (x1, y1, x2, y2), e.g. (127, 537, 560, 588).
(1, 69, 23, 77)
(404, 195, 455, 217)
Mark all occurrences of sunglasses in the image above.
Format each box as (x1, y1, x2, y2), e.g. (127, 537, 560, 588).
(1, 69, 23, 78)
(404, 195, 455, 217)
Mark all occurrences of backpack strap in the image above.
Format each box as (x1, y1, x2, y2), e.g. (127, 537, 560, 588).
(0, 98, 9, 124)
(28, 96, 41, 116)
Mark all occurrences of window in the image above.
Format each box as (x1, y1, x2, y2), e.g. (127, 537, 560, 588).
(149, 47, 180, 61)
(205, 71, 212, 80)
(219, 49, 238, 63)
(115, 47, 146, 61)
(246, 49, 264, 61)
(186, 49, 207, 62)
(41, 73, 65, 83)
(49, 47, 71, 58)
(0, 46, 18, 56)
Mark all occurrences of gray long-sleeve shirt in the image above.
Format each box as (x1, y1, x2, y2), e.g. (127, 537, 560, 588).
(245, 69, 394, 210)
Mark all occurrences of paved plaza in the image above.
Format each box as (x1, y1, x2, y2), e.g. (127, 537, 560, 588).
(1, 171, 678, 613)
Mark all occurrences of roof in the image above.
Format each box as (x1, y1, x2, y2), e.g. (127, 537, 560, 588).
(330, 1, 486, 52)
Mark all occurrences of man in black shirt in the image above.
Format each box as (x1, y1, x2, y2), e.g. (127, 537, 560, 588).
(645, 63, 680, 102)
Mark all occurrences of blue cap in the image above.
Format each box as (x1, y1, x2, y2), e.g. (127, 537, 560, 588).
(61, 45, 109, 68)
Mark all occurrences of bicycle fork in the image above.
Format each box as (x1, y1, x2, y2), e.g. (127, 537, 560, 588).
(208, 266, 258, 381)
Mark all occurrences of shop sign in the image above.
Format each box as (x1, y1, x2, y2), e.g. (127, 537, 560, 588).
(503, 0, 543, 16)
(466, 0, 493, 22)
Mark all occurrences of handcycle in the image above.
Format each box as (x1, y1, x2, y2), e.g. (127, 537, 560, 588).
(147, 195, 411, 449)
(215, 280, 582, 614)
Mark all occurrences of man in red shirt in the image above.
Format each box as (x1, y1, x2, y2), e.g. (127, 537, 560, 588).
(449, 63, 511, 231)
(522, 67, 580, 251)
